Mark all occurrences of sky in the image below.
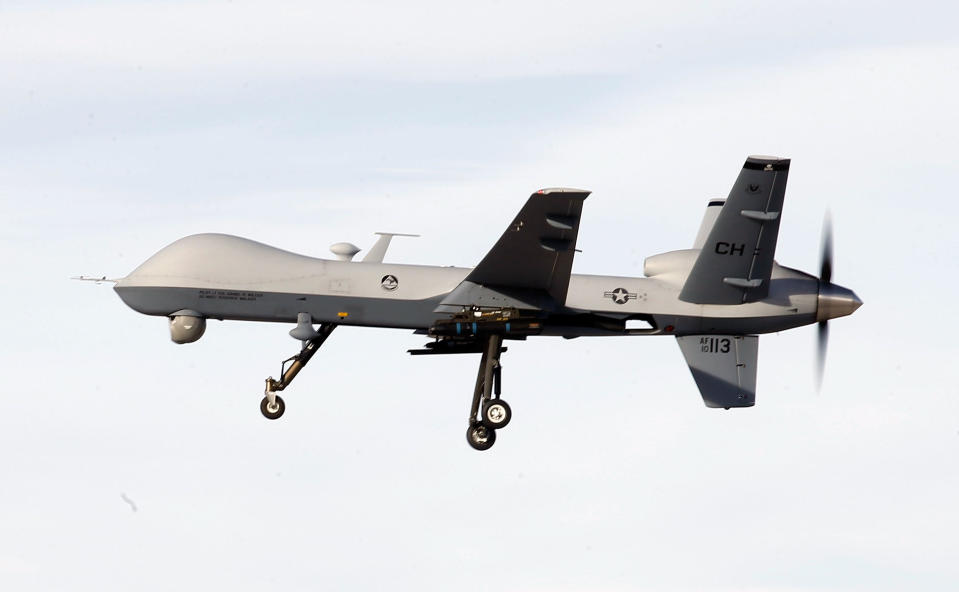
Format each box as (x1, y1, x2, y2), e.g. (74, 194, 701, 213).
(1, 1, 958, 590)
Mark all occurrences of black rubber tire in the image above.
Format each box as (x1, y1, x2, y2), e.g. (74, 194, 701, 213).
(482, 399, 512, 430)
(260, 395, 286, 420)
(466, 423, 496, 451)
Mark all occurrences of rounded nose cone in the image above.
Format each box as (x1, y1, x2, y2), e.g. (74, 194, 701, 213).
(817, 283, 863, 322)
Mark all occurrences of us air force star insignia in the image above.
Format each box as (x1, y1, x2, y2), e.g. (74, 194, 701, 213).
(604, 287, 636, 305)
(380, 275, 398, 291)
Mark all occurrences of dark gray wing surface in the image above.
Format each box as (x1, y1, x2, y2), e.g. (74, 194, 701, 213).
(440, 188, 589, 311)
(679, 156, 790, 304)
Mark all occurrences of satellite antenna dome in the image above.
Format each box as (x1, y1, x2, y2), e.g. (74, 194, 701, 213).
(329, 242, 361, 261)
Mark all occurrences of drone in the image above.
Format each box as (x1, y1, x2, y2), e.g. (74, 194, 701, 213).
(89, 156, 862, 450)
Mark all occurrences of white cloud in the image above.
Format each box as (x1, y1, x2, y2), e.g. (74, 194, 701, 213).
(0, 1, 698, 76)
(2, 0, 954, 84)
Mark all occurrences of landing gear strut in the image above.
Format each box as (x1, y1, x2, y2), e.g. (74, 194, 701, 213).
(261, 323, 336, 420)
(466, 333, 511, 451)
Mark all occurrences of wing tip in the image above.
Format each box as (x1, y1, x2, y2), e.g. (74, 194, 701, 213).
(745, 155, 790, 171)
(534, 187, 591, 197)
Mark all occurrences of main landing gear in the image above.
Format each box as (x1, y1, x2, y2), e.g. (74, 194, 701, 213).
(465, 334, 512, 451)
(260, 323, 336, 420)
(260, 317, 512, 451)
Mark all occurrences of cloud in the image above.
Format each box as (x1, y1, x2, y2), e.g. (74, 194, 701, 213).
(3, 1, 954, 83)
(0, 554, 38, 575)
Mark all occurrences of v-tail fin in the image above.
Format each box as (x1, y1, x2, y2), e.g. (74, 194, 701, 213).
(676, 334, 758, 408)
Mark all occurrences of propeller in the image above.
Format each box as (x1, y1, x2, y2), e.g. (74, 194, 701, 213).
(816, 212, 832, 391)
(819, 213, 833, 285)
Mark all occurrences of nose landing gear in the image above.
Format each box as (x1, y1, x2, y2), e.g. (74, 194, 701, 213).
(260, 394, 286, 420)
(260, 322, 336, 420)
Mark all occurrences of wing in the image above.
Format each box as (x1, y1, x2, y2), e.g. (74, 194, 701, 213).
(679, 156, 790, 304)
(438, 188, 589, 311)
(676, 335, 758, 408)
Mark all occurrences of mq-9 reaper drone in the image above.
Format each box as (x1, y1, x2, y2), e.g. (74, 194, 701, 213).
(98, 156, 862, 450)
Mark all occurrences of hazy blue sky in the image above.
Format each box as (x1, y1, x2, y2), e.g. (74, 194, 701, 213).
(2, 1, 958, 590)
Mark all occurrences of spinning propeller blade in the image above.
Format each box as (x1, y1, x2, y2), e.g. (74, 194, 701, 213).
(816, 212, 833, 392)
(816, 319, 829, 391)
(820, 212, 833, 285)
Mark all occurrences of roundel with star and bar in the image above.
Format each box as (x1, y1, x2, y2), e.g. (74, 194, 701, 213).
(603, 287, 637, 305)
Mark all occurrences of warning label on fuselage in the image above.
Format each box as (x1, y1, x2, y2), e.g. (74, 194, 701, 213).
(198, 290, 263, 302)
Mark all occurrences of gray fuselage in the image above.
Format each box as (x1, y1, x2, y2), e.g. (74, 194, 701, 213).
(114, 233, 822, 337)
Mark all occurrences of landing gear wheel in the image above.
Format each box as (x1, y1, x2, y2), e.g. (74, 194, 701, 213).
(260, 395, 286, 420)
(466, 423, 496, 451)
(482, 399, 512, 430)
